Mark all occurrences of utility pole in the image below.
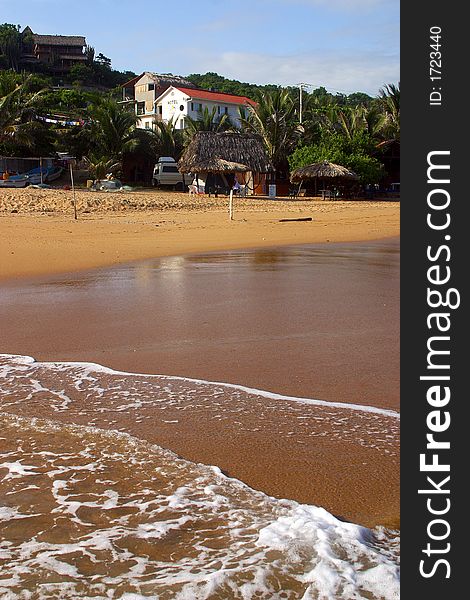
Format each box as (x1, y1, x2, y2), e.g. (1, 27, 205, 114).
(298, 83, 315, 124)
(298, 83, 305, 124)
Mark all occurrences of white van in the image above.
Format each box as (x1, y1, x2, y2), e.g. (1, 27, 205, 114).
(152, 157, 189, 190)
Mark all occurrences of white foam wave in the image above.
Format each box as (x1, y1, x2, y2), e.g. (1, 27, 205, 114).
(0, 413, 399, 599)
(0, 354, 399, 419)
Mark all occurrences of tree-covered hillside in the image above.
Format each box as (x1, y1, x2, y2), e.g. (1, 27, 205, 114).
(186, 72, 373, 106)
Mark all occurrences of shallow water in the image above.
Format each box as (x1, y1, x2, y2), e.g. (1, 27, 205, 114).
(0, 241, 400, 597)
(0, 354, 399, 599)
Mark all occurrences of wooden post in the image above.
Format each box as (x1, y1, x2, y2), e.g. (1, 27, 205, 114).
(229, 189, 233, 220)
(69, 162, 77, 220)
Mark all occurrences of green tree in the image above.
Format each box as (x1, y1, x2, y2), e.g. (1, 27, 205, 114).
(69, 63, 95, 86)
(377, 82, 400, 142)
(186, 72, 280, 100)
(83, 154, 120, 180)
(38, 87, 100, 117)
(346, 92, 373, 107)
(0, 71, 47, 152)
(95, 53, 111, 69)
(0, 24, 21, 71)
(149, 117, 184, 158)
(288, 132, 384, 185)
(184, 106, 233, 138)
(84, 45, 95, 66)
(239, 89, 303, 175)
(55, 125, 94, 160)
(86, 98, 139, 162)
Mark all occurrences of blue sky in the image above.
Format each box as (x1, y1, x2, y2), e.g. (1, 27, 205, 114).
(2, 0, 399, 96)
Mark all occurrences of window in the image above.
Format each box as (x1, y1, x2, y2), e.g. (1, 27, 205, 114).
(179, 105, 185, 111)
(162, 165, 179, 173)
(148, 83, 154, 91)
(191, 102, 194, 111)
(145, 122, 150, 129)
(217, 106, 221, 114)
(224, 106, 228, 114)
(136, 102, 145, 115)
(158, 105, 163, 115)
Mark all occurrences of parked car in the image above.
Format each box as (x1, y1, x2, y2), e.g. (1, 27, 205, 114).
(152, 157, 190, 190)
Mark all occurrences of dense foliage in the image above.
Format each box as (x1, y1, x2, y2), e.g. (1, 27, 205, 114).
(1, 22, 400, 188)
(186, 72, 373, 107)
(288, 133, 384, 184)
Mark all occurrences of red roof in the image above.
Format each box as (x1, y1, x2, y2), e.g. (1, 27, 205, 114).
(175, 87, 255, 106)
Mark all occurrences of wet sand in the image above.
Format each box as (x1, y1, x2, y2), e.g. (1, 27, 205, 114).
(0, 240, 399, 528)
(1, 191, 400, 528)
(0, 240, 399, 409)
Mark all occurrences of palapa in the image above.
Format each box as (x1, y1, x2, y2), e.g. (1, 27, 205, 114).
(290, 161, 359, 183)
(178, 132, 271, 174)
(184, 158, 251, 173)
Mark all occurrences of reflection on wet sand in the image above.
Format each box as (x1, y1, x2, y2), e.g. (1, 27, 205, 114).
(0, 239, 399, 408)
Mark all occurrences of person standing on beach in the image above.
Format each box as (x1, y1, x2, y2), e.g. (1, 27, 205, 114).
(233, 175, 241, 193)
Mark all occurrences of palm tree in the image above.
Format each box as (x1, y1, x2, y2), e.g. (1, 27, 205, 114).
(87, 98, 139, 161)
(298, 93, 340, 141)
(377, 82, 400, 142)
(239, 89, 303, 175)
(149, 117, 184, 158)
(362, 104, 388, 140)
(184, 106, 232, 139)
(0, 72, 45, 149)
(83, 154, 120, 181)
(335, 107, 368, 140)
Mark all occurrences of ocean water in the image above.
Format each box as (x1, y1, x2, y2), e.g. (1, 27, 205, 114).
(0, 354, 399, 599)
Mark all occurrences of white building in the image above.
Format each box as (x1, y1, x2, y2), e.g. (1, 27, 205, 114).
(153, 86, 255, 131)
(122, 72, 254, 131)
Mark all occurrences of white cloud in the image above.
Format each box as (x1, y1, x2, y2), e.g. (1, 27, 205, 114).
(182, 49, 399, 96)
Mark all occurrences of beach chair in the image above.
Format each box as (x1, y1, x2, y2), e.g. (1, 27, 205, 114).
(189, 184, 203, 196)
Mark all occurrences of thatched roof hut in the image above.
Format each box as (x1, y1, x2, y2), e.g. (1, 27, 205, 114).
(182, 158, 251, 173)
(178, 132, 271, 174)
(290, 161, 358, 183)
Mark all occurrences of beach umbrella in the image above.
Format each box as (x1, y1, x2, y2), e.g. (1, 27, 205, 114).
(290, 160, 359, 197)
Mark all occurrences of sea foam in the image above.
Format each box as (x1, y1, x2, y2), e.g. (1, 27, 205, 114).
(0, 354, 400, 599)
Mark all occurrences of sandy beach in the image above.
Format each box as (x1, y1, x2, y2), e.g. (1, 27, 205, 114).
(0, 187, 399, 280)
(0, 188, 400, 529)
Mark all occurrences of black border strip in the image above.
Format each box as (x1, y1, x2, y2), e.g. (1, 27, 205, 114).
(401, 3, 465, 596)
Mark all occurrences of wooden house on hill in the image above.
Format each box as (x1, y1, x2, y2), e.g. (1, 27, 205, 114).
(20, 27, 87, 73)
